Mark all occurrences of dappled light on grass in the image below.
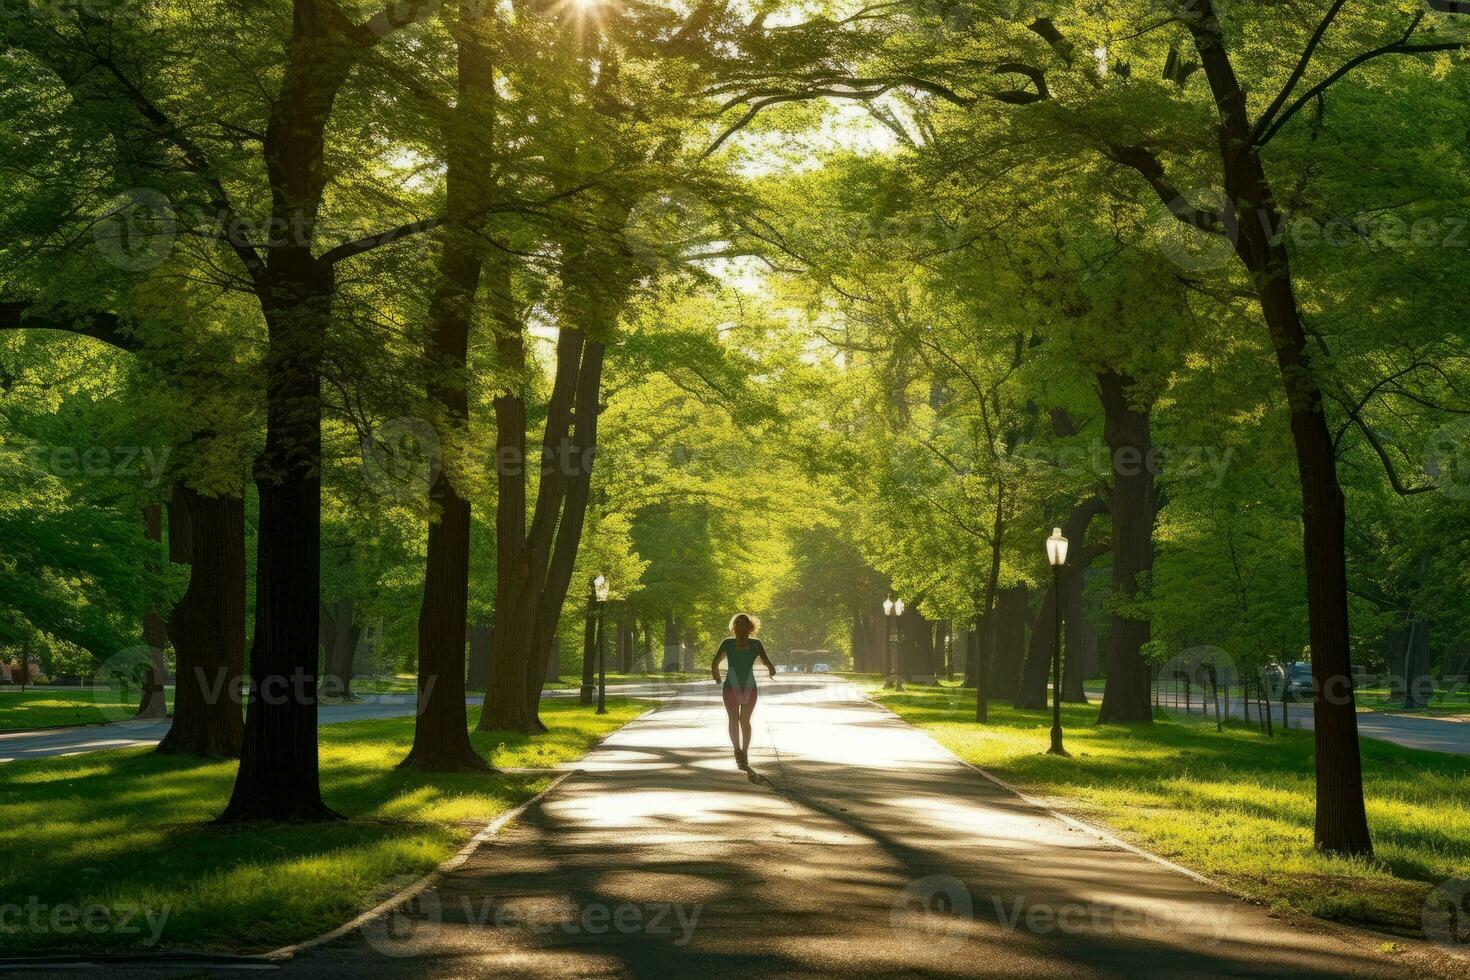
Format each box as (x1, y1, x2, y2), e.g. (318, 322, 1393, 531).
(0, 699, 645, 954)
(874, 684, 1470, 930)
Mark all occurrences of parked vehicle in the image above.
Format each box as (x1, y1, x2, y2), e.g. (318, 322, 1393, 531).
(812, 663, 830, 673)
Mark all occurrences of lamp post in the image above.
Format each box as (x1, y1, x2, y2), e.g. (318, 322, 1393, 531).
(1045, 528, 1069, 756)
(883, 597, 905, 691)
(592, 574, 610, 715)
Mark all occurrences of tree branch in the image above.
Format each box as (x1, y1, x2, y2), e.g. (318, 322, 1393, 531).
(1257, 13, 1469, 146)
(0, 302, 139, 352)
(1250, 0, 1350, 144)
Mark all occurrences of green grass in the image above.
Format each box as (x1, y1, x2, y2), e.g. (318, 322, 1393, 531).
(0, 697, 645, 955)
(870, 683, 1470, 933)
(0, 687, 174, 731)
(545, 670, 709, 689)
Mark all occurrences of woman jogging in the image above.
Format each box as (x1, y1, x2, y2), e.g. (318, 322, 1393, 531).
(711, 613, 775, 770)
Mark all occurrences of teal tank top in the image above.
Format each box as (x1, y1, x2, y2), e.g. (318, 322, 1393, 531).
(719, 637, 764, 690)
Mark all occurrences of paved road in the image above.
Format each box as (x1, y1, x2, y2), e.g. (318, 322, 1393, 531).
(0, 683, 678, 764)
(1083, 687, 1470, 756)
(235, 677, 1421, 978)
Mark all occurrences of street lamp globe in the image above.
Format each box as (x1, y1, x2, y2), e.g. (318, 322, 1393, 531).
(894, 598, 905, 616)
(1046, 527, 1069, 567)
(883, 597, 894, 616)
(593, 574, 609, 602)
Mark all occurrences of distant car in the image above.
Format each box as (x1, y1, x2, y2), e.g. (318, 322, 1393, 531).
(812, 663, 830, 674)
(1264, 662, 1314, 701)
(1284, 663, 1314, 701)
(775, 664, 793, 673)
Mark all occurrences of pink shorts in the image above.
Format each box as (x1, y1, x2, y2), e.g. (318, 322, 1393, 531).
(722, 685, 758, 711)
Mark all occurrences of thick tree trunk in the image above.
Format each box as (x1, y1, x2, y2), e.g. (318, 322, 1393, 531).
(403, 0, 493, 773)
(1096, 370, 1156, 724)
(221, 281, 334, 821)
(1185, 6, 1372, 856)
(218, 0, 387, 823)
(478, 317, 608, 733)
(467, 624, 492, 691)
(136, 504, 170, 720)
(662, 613, 680, 672)
(991, 585, 1029, 699)
(319, 597, 359, 700)
(158, 485, 245, 757)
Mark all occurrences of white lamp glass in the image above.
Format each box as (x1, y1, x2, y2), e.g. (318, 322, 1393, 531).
(894, 598, 905, 616)
(1046, 528, 1069, 567)
(883, 598, 894, 617)
(593, 574, 609, 602)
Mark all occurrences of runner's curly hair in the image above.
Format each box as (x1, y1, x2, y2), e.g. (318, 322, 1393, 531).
(729, 613, 760, 638)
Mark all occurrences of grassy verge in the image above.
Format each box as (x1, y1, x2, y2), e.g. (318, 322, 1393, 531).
(0, 697, 645, 955)
(871, 683, 1470, 933)
(0, 688, 174, 731)
(545, 670, 708, 689)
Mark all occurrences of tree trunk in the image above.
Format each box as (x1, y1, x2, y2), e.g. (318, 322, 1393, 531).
(477, 316, 608, 733)
(991, 585, 1029, 699)
(402, 0, 494, 773)
(1401, 617, 1432, 710)
(219, 1, 381, 823)
(136, 503, 170, 720)
(580, 607, 597, 705)
(1017, 498, 1107, 709)
(1015, 584, 1059, 710)
(319, 597, 359, 700)
(1061, 570, 1089, 702)
(662, 612, 679, 672)
(467, 624, 492, 692)
(158, 484, 245, 758)
(1096, 370, 1156, 724)
(1187, 6, 1372, 855)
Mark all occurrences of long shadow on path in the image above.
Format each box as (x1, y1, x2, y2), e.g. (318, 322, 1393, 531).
(278, 678, 1415, 979)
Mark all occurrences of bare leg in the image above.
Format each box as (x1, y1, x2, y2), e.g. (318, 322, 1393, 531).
(723, 691, 740, 753)
(739, 701, 754, 754)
